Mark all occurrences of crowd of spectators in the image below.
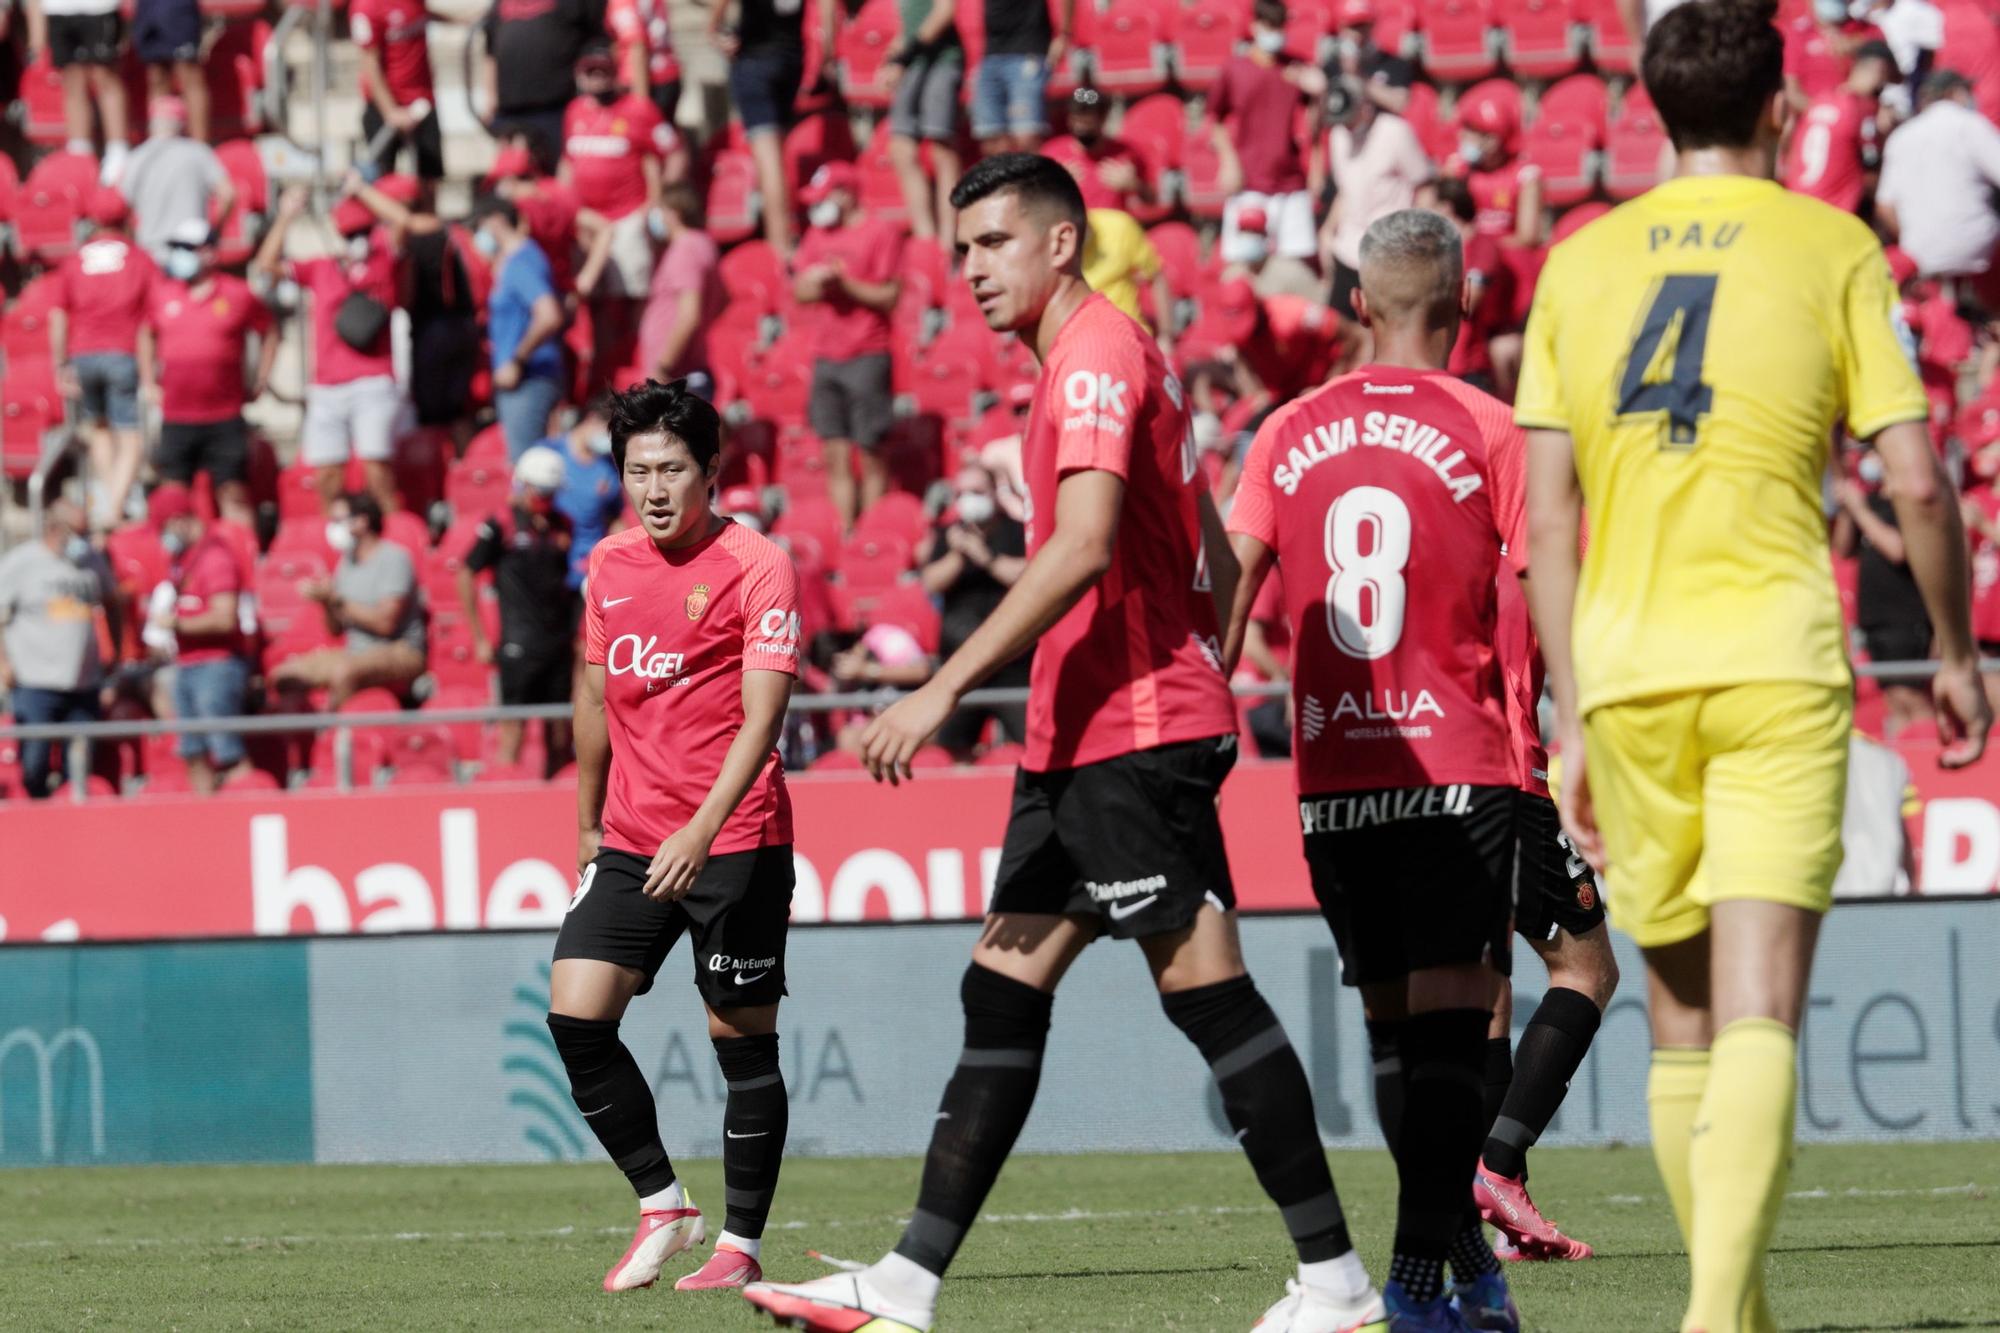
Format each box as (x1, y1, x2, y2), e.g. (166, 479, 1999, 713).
(4, 0, 2000, 799)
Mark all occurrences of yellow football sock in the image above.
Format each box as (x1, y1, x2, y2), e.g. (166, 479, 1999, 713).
(1685, 1018, 1797, 1333)
(1646, 1046, 1709, 1253)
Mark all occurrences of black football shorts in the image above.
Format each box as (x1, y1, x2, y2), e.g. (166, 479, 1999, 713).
(553, 844, 794, 1007)
(988, 734, 1239, 940)
(1513, 790, 1606, 944)
(1302, 783, 1517, 987)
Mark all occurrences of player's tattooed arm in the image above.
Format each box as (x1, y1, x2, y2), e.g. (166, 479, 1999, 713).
(1219, 532, 1274, 677)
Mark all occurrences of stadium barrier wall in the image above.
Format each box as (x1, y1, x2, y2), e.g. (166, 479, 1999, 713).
(4, 755, 1999, 946)
(3, 903, 1997, 1167)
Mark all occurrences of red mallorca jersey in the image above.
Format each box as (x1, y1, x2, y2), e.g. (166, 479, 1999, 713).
(1227, 366, 1524, 794)
(564, 93, 675, 220)
(584, 520, 801, 856)
(1019, 294, 1235, 771)
(1448, 158, 1539, 239)
(350, 0, 435, 107)
(147, 275, 274, 424)
(1783, 90, 1876, 214)
(172, 530, 246, 666)
(1782, 16, 1883, 103)
(53, 234, 157, 357)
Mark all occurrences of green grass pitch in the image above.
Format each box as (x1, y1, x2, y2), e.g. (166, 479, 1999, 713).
(7, 1143, 1996, 1330)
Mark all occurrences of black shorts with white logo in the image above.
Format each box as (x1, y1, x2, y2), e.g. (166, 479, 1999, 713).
(1302, 783, 1516, 987)
(1513, 790, 1606, 944)
(49, 12, 124, 67)
(553, 844, 794, 1007)
(989, 734, 1238, 940)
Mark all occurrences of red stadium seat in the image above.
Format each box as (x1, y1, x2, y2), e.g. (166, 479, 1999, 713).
(1169, 0, 1244, 91)
(380, 724, 460, 782)
(462, 423, 509, 466)
(11, 151, 97, 263)
(1180, 120, 1228, 219)
(1578, 0, 1634, 75)
(382, 509, 431, 559)
(1522, 118, 1597, 208)
(811, 748, 865, 771)
(975, 741, 1024, 766)
(275, 460, 325, 520)
(1371, 0, 1422, 57)
(2, 364, 61, 480)
(1604, 85, 1668, 200)
(1550, 199, 1611, 243)
(1145, 221, 1207, 300)
(898, 343, 984, 423)
(838, 532, 913, 599)
(783, 107, 858, 197)
(1419, 0, 1500, 83)
(270, 517, 337, 567)
(426, 615, 490, 692)
(1404, 81, 1454, 161)
(1093, 6, 1170, 96)
(205, 21, 274, 140)
(909, 746, 956, 769)
(704, 149, 762, 246)
(855, 129, 909, 229)
(855, 490, 930, 546)
(1495, 0, 1582, 78)
(1282, 0, 1329, 62)
(106, 523, 169, 611)
(741, 333, 816, 428)
(834, 0, 902, 109)
(1116, 93, 1186, 213)
(1457, 78, 1524, 138)
(778, 493, 845, 570)
(1537, 72, 1610, 140)
(867, 579, 941, 653)
(15, 54, 70, 147)
(424, 684, 493, 762)
(719, 239, 788, 314)
(446, 457, 515, 525)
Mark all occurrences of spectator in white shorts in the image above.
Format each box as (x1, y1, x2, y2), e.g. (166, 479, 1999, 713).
(255, 185, 406, 512)
(1211, 0, 1327, 267)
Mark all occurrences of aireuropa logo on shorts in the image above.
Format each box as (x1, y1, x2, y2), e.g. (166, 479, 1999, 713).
(708, 953, 778, 972)
(1084, 874, 1167, 903)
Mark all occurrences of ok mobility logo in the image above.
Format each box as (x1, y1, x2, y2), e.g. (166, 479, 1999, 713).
(503, 964, 866, 1160)
(0, 1027, 106, 1162)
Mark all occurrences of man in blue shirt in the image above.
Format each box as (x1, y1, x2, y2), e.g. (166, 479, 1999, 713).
(470, 195, 569, 462)
(543, 396, 624, 590)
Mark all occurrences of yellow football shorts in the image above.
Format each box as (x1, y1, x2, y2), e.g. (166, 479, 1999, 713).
(1582, 682, 1850, 948)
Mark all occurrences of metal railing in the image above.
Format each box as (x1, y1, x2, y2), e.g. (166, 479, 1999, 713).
(0, 660, 1967, 805)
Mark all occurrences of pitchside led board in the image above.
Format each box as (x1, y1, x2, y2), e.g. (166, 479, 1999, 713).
(1, 906, 1996, 1168)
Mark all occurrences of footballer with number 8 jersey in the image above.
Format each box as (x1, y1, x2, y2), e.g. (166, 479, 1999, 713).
(747, 154, 1389, 1333)
(1225, 210, 1525, 1333)
(549, 378, 801, 1297)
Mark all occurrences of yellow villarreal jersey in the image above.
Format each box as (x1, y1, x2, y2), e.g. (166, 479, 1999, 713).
(1515, 175, 1927, 714)
(1082, 207, 1162, 330)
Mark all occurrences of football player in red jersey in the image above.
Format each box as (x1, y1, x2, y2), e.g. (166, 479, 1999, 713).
(745, 155, 1388, 1333)
(1222, 209, 1526, 1333)
(548, 379, 802, 1296)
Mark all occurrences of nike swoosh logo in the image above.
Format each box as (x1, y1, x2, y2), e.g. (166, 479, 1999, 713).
(734, 970, 769, 985)
(726, 1130, 769, 1139)
(602, 596, 634, 608)
(1106, 894, 1158, 922)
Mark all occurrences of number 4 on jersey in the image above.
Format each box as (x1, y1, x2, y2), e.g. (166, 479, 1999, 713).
(1617, 274, 1718, 448)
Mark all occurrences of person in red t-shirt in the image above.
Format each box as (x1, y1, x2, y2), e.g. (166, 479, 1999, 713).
(1782, 40, 1896, 213)
(254, 186, 405, 511)
(1210, 0, 1328, 267)
(151, 483, 254, 793)
(1446, 94, 1542, 250)
(1201, 276, 1347, 407)
(607, 0, 680, 125)
(138, 219, 279, 528)
(51, 188, 157, 530)
(1222, 208, 1525, 1325)
(1430, 177, 1521, 397)
(351, 0, 441, 183)
(550, 379, 801, 1296)
(1783, 1, 1885, 109)
(791, 161, 903, 527)
(745, 154, 1385, 1333)
(490, 139, 584, 300)
(1042, 85, 1154, 214)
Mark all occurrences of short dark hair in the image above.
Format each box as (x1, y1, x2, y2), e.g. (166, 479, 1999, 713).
(948, 152, 1086, 232)
(1432, 176, 1476, 225)
(467, 193, 520, 231)
(1920, 68, 1974, 107)
(1642, 0, 1784, 152)
(338, 491, 385, 534)
(607, 378, 723, 471)
(658, 180, 704, 228)
(1254, 0, 1288, 28)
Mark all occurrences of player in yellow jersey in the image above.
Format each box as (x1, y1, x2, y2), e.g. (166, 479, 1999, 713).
(1514, 3, 1990, 1331)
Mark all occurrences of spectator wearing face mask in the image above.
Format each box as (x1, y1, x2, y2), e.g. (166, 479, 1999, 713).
(1211, 0, 1328, 269)
(1043, 86, 1153, 213)
(1445, 92, 1542, 251)
(549, 397, 624, 591)
(462, 446, 576, 770)
(150, 483, 254, 792)
(1784, 0, 1886, 109)
(271, 492, 426, 708)
(50, 188, 156, 530)
(918, 463, 1028, 758)
(637, 182, 725, 394)
(139, 220, 278, 530)
(487, 136, 584, 304)
(563, 40, 687, 383)
(0, 500, 117, 798)
(1835, 449, 1936, 737)
(793, 162, 902, 529)
(255, 186, 405, 512)
(469, 194, 568, 464)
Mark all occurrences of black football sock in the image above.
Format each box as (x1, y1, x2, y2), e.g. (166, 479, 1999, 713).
(1482, 1035, 1514, 1139)
(892, 964, 1053, 1277)
(713, 1033, 787, 1239)
(1367, 1019, 1409, 1158)
(547, 1013, 676, 1198)
(1483, 987, 1601, 1180)
(1389, 1008, 1491, 1304)
(1164, 975, 1354, 1264)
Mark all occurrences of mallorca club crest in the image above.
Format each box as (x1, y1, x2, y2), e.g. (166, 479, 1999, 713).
(1577, 882, 1597, 912)
(685, 583, 710, 620)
